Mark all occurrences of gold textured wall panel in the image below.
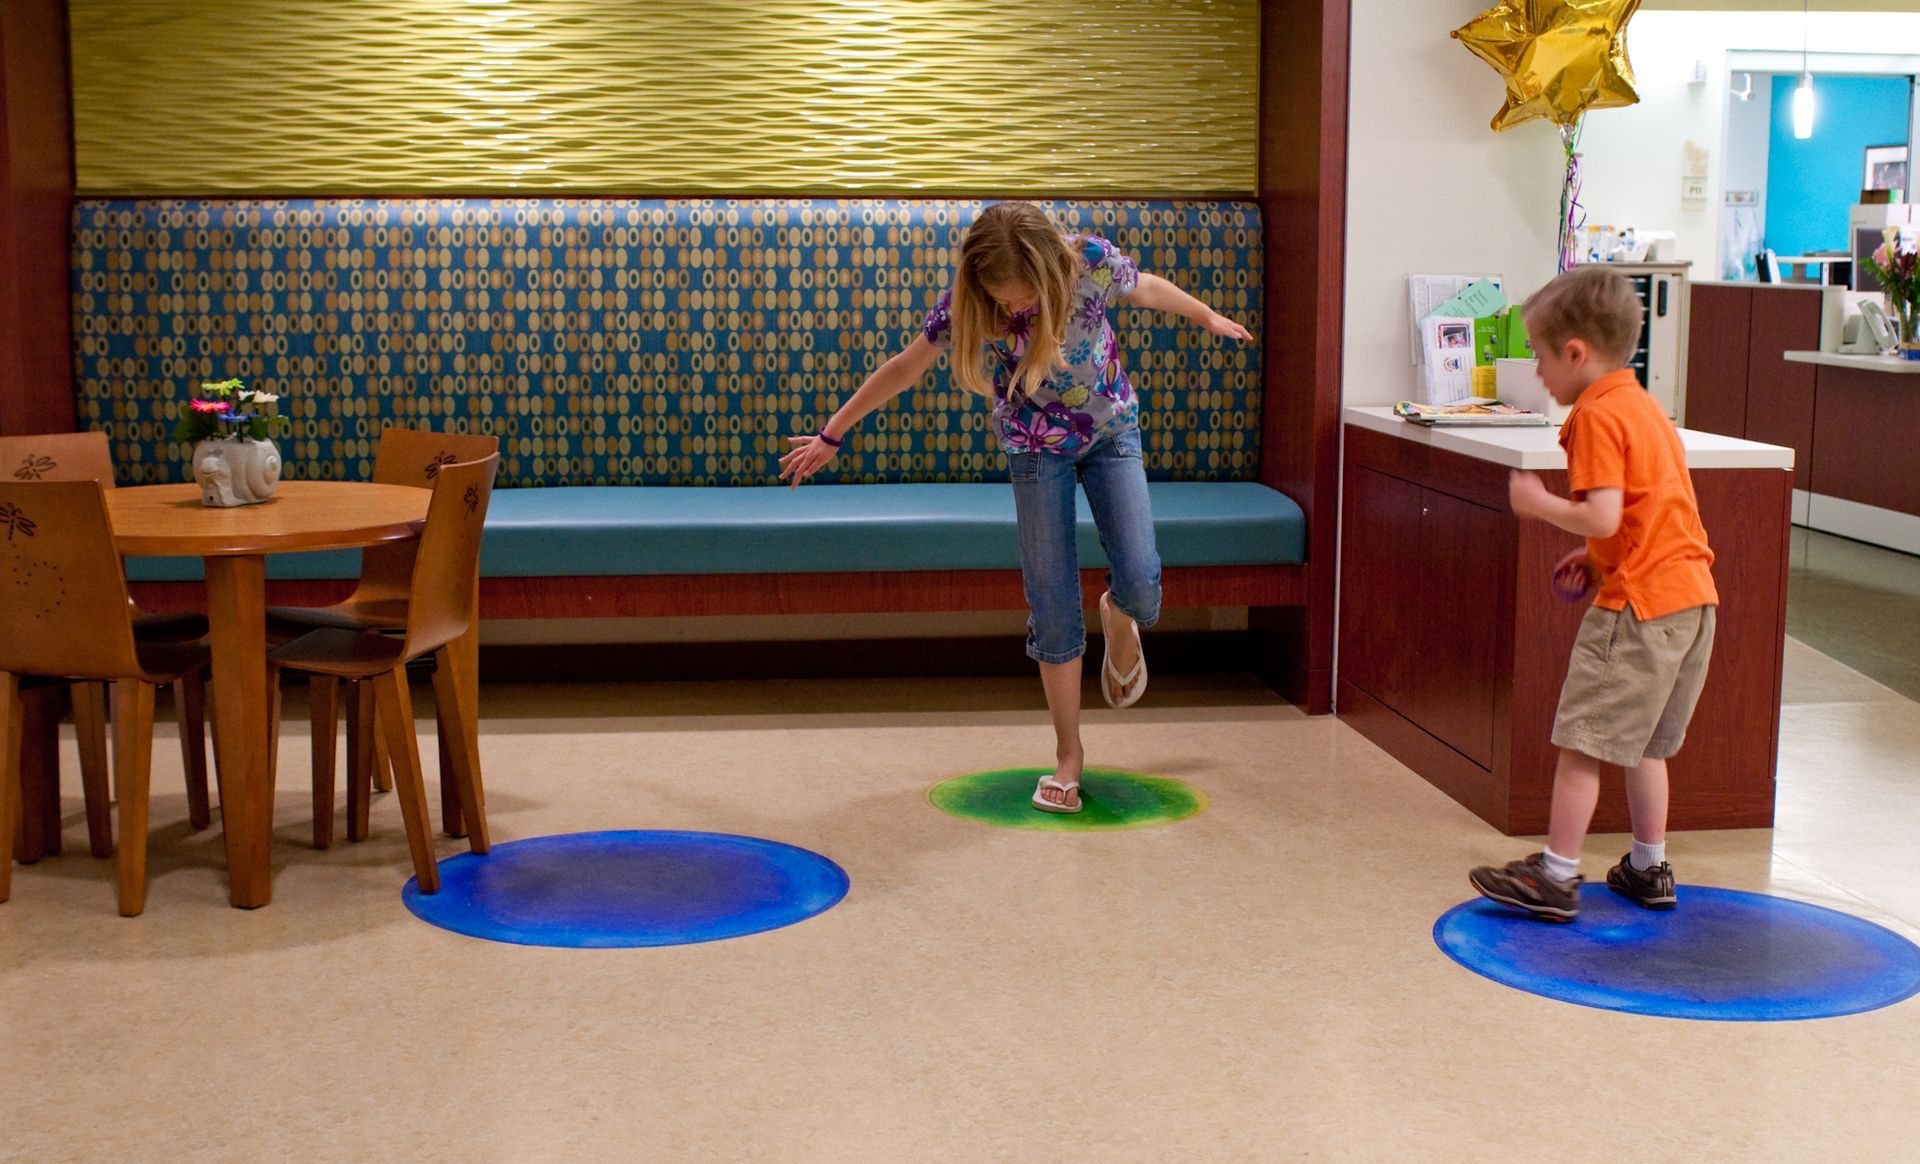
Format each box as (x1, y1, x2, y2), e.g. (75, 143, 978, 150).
(70, 0, 1257, 196)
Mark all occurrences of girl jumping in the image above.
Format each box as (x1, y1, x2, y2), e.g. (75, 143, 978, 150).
(778, 201, 1251, 813)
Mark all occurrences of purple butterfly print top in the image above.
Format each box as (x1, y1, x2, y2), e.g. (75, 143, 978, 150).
(921, 235, 1142, 456)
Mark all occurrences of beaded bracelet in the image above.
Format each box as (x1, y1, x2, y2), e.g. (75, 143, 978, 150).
(816, 430, 844, 448)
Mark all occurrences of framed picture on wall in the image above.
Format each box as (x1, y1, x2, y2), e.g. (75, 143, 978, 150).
(1865, 144, 1908, 193)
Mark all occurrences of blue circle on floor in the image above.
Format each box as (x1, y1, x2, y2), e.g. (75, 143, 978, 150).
(403, 830, 850, 948)
(1436, 885, 1920, 1021)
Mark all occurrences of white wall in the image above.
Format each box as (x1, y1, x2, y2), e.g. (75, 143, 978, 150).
(1578, 11, 1920, 281)
(1720, 71, 1773, 280)
(1343, 0, 1565, 405)
(1344, 6, 1920, 406)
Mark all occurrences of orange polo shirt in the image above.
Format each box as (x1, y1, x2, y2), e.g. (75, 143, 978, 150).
(1558, 369, 1717, 620)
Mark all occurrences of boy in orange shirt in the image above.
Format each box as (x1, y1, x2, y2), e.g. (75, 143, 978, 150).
(1468, 267, 1718, 921)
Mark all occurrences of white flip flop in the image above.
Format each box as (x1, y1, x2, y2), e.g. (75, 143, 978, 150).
(1098, 591, 1147, 710)
(1031, 773, 1082, 814)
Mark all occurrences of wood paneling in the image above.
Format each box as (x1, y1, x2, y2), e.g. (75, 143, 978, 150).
(1417, 488, 1501, 768)
(0, 0, 77, 436)
(1338, 466, 1421, 704)
(1683, 283, 1751, 439)
(1338, 424, 1787, 835)
(1744, 287, 1822, 492)
(131, 563, 1305, 621)
(1810, 365, 1920, 517)
(1258, 0, 1349, 714)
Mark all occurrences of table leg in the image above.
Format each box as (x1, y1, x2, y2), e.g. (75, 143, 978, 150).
(204, 555, 273, 908)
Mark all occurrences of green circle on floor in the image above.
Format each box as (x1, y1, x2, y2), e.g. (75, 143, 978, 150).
(927, 767, 1207, 831)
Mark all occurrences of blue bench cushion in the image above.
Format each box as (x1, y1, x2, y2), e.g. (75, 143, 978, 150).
(124, 481, 1305, 582)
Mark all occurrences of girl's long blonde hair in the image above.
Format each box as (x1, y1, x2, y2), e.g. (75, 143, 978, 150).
(947, 202, 1081, 399)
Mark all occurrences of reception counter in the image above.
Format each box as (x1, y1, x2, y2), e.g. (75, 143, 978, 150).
(1783, 351, 1920, 555)
(1338, 407, 1794, 835)
(1685, 281, 1919, 553)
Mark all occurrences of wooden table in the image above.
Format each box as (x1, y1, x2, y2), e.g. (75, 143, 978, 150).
(104, 481, 433, 908)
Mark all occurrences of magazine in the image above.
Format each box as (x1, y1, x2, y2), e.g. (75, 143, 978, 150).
(1392, 400, 1551, 427)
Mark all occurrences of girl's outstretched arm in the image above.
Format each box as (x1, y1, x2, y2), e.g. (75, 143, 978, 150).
(778, 334, 943, 488)
(1123, 272, 1253, 341)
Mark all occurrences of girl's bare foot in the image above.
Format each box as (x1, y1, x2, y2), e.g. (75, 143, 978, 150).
(1037, 748, 1084, 810)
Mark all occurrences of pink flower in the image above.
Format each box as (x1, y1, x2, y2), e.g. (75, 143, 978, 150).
(190, 399, 232, 413)
(1875, 245, 1890, 266)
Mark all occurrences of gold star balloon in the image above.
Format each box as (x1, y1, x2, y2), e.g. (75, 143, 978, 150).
(1453, 0, 1642, 132)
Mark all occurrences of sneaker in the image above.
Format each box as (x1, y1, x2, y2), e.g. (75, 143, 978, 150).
(1468, 853, 1582, 921)
(1605, 853, 1677, 910)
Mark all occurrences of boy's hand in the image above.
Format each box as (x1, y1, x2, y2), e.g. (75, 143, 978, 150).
(1508, 470, 1554, 520)
(779, 434, 838, 489)
(1551, 548, 1595, 601)
(1201, 312, 1252, 341)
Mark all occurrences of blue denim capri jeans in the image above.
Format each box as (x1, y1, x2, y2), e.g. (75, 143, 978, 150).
(1007, 424, 1162, 664)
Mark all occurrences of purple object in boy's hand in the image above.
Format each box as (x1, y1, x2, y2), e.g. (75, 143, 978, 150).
(1551, 562, 1594, 602)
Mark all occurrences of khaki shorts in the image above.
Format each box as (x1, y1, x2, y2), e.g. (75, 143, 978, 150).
(1551, 603, 1717, 768)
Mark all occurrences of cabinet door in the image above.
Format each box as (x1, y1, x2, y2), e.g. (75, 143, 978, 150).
(1340, 466, 1423, 704)
(1414, 488, 1501, 768)
(1744, 288, 1821, 492)
(1683, 283, 1751, 437)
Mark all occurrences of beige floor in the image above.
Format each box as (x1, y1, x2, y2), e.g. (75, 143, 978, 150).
(1788, 527, 1920, 703)
(4, 641, 1920, 1163)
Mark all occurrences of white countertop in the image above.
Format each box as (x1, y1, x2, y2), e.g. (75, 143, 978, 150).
(1784, 351, 1920, 375)
(1344, 407, 1795, 471)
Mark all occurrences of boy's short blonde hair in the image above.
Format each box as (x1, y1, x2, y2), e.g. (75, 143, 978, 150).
(1521, 266, 1643, 364)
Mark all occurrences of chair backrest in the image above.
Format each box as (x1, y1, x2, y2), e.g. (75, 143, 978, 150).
(357, 427, 502, 600)
(0, 431, 115, 486)
(400, 454, 500, 660)
(371, 427, 502, 489)
(0, 480, 145, 680)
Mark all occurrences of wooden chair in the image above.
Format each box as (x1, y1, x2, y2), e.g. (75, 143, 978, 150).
(267, 455, 499, 894)
(0, 432, 214, 843)
(0, 480, 212, 915)
(266, 427, 498, 847)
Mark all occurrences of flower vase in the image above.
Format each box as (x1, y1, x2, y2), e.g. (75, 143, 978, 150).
(1888, 296, 1920, 359)
(192, 437, 282, 506)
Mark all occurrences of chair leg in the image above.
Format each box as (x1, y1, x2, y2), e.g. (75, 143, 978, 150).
(370, 667, 439, 893)
(309, 677, 339, 850)
(266, 666, 283, 802)
(18, 685, 63, 862)
(344, 681, 375, 843)
(0, 673, 22, 903)
(431, 646, 489, 854)
(71, 681, 114, 857)
(175, 672, 211, 831)
(111, 680, 156, 917)
(437, 710, 465, 839)
(372, 722, 394, 794)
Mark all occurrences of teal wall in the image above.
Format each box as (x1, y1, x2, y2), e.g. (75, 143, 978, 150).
(1765, 74, 1910, 259)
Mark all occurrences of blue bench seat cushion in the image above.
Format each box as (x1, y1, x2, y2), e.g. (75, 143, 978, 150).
(124, 481, 1305, 582)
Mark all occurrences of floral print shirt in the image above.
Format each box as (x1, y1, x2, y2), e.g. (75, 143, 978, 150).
(921, 235, 1141, 455)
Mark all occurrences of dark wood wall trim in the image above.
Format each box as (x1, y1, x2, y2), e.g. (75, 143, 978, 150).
(1258, 0, 1350, 713)
(130, 564, 1306, 621)
(0, 0, 76, 436)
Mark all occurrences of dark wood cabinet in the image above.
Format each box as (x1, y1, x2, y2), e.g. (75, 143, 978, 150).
(1338, 421, 1789, 835)
(1684, 283, 1752, 439)
(1684, 283, 1822, 492)
(1745, 292, 1821, 493)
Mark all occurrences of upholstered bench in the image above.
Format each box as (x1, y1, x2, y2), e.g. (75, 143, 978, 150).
(79, 196, 1330, 705)
(126, 481, 1305, 582)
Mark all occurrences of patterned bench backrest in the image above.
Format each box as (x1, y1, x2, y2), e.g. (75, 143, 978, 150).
(72, 199, 1263, 486)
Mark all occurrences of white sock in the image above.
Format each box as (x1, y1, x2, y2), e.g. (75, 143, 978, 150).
(1631, 840, 1666, 871)
(1539, 847, 1580, 883)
